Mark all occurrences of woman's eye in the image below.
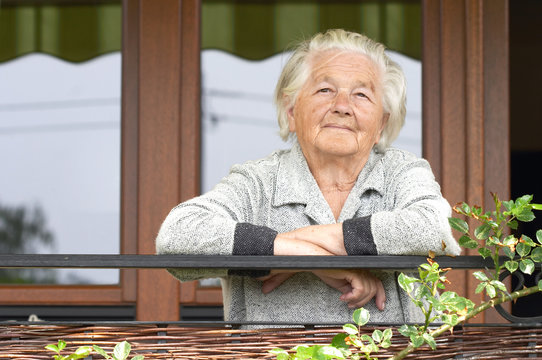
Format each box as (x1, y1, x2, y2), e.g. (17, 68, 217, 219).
(356, 92, 368, 98)
(318, 88, 331, 93)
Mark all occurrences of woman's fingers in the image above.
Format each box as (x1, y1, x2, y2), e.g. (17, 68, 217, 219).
(375, 278, 386, 310)
(337, 270, 386, 310)
(261, 273, 295, 294)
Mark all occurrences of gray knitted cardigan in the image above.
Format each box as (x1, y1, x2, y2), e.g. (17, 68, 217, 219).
(155, 141, 461, 324)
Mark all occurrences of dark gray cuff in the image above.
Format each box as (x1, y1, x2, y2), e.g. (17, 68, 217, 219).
(343, 215, 378, 255)
(228, 222, 278, 277)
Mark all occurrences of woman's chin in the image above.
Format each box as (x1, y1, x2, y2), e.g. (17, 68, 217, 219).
(314, 143, 360, 159)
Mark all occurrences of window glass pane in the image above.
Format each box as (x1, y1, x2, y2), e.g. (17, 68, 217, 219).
(200, 1, 421, 288)
(0, 2, 122, 285)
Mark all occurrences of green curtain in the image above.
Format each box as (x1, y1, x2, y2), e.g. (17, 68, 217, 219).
(0, 3, 121, 63)
(0, 1, 420, 63)
(202, 0, 421, 60)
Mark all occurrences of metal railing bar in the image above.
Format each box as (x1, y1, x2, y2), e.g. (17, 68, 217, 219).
(0, 254, 499, 269)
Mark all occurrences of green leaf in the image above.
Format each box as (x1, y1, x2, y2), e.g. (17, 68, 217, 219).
(114, 341, 131, 360)
(517, 194, 534, 206)
(503, 200, 514, 211)
(508, 220, 518, 230)
(320, 346, 346, 359)
(343, 324, 358, 335)
(70, 346, 93, 359)
(520, 259, 535, 275)
(522, 235, 537, 247)
(490, 280, 507, 292)
(517, 209, 535, 222)
(93, 345, 110, 359)
(352, 308, 370, 327)
(439, 291, 455, 303)
(538, 280, 542, 291)
(475, 223, 492, 240)
(486, 284, 496, 298)
(473, 271, 489, 282)
(331, 333, 349, 350)
(423, 333, 437, 350)
(531, 247, 542, 263)
(478, 247, 492, 259)
(398, 273, 417, 293)
(503, 235, 517, 246)
(505, 260, 518, 273)
(517, 242, 532, 257)
(458, 235, 478, 249)
(475, 282, 486, 294)
(419, 263, 432, 271)
(537, 229, 542, 244)
(411, 335, 424, 348)
(372, 329, 383, 343)
(532, 203, 542, 210)
(45, 344, 60, 353)
(449, 217, 469, 234)
(457, 202, 470, 214)
(381, 339, 392, 349)
(503, 246, 515, 260)
(398, 324, 418, 337)
(486, 236, 500, 246)
(382, 328, 393, 341)
(132, 356, 145, 360)
(293, 345, 313, 360)
(441, 314, 459, 327)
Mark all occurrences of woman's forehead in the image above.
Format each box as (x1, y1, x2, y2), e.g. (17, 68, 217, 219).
(307, 50, 380, 83)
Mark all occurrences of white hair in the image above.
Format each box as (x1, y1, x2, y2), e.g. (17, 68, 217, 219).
(274, 29, 406, 152)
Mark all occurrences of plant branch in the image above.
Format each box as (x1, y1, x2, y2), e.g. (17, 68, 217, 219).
(390, 284, 541, 360)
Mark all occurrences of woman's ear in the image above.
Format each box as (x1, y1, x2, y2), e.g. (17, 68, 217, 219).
(380, 113, 390, 134)
(376, 112, 390, 144)
(285, 97, 296, 133)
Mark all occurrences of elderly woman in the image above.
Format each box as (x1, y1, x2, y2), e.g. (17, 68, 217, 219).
(156, 29, 460, 324)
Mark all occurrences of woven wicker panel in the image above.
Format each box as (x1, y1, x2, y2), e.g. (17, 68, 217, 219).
(2, 324, 542, 359)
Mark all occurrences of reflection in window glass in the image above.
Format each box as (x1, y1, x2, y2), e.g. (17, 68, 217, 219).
(0, 3, 121, 285)
(200, 1, 422, 288)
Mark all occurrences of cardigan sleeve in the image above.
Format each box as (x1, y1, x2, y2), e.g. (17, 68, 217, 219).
(372, 154, 461, 256)
(343, 151, 461, 257)
(155, 161, 277, 281)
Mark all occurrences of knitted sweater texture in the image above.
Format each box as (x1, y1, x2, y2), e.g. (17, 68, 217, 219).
(155, 141, 461, 324)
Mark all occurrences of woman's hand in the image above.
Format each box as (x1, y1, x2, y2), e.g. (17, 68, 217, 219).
(267, 228, 386, 311)
(274, 224, 347, 256)
(259, 271, 296, 294)
(312, 269, 386, 311)
(261, 269, 385, 310)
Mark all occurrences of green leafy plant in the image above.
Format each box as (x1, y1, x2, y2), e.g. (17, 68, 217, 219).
(46, 340, 144, 360)
(93, 341, 144, 360)
(270, 308, 391, 360)
(45, 340, 93, 360)
(271, 194, 542, 360)
(396, 259, 474, 350)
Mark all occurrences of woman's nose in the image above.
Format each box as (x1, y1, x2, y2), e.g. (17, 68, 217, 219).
(331, 91, 352, 116)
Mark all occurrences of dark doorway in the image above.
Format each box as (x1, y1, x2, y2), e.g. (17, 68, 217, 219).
(509, 0, 542, 319)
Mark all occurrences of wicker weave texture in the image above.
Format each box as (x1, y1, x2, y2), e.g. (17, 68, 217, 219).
(1, 324, 542, 359)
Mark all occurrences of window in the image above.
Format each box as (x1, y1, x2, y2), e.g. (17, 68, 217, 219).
(0, 1, 122, 285)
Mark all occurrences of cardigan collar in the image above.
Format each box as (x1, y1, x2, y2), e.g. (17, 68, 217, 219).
(272, 141, 385, 223)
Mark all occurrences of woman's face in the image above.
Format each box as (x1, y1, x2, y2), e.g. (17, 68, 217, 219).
(288, 50, 388, 162)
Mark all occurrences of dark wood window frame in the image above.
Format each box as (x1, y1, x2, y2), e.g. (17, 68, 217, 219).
(0, 0, 509, 322)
